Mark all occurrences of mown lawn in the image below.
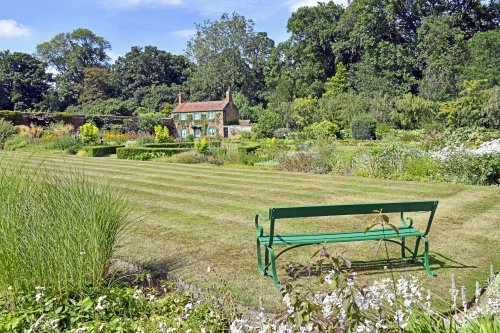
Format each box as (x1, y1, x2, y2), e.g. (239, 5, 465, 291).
(2, 151, 499, 310)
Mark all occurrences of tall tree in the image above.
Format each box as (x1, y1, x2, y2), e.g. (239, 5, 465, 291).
(36, 28, 111, 110)
(0, 51, 51, 111)
(77, 67, 112, 104)
(186, 13, 274, 104)
(111, 46, 191, 100)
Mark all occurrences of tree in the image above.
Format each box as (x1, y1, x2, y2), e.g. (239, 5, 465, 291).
(324, 63, 350, 96)
(292, 96, 317, 130)
(392, 94, 436, 129)
(254, 109, 281, 138)
(111, 46, 191, 100)
(0, 51, 51, 110)
(461, 30, 500, 87)
(77, 67, 112, 104)
(186, 13, 274, 104)
(134, 83, 184, 113)
(36, 28, 111, 109)
(267, 2, 344, 98)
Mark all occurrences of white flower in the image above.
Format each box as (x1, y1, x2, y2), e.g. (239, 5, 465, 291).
(74, 327, 88, 333)
(394, 310, 408, 329)
(282, 293, 293, 314)
(80, 252, 85, 256)
(35, 293, 44, 302)
(95, 295, 107, 312)
(7, 286, 13, 292)
(98, 324, 105, 331)
(207, 266, 211, 273)
(133, 289, 143, 299)
(184, 302, 193, 312)
(148, 294, 156, 302)
(159, 322, 167, 333)
(47, 319, 59, 330)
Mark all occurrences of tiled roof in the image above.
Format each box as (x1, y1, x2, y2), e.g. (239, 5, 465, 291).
(172, 100, 228, 113)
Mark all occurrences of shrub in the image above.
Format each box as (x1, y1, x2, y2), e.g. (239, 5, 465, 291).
(236, 131, 254, 140)
(303, 120, 341, 139)
(102, 131, 129, 145)
(0, 161, 133, 295)
(392, 94, 436, 129)
(238, 143, 261, 153)
(135, 135, 155, 146)
(273, 128, 291, 139)
(46, 135, 83, 154)
(3, 136, 29, 151)
(142, 142, 195, 148)
(79, 123, 99, 144)
(166, 151, 209, 164)
(0, 119, 16, 144)
(138, 113, 165, 133)
(116, 147, 190, 160)
(85, 145, 124, 157)
(154, 125, 171, 143)
(350, 114, 377, 140)
(194, 138, 209, 154)
(440, 153, 500, 185)
(375, 122, 392, 140)
(0, 110, 23, 125)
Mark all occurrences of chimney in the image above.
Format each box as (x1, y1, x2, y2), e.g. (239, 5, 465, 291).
(226, 86, 232, 103)
(178, 92, 183, 104)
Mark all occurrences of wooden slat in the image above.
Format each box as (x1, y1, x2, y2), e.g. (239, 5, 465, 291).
(270, 200, 437, 219)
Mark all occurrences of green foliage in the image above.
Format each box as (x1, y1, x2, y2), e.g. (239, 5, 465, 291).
(375, 123, 392, 140)
(393, 94, 436, 129)
(461, 30, 500, 87)
(254, 109, 281, 138)
(66, 98, 137, 116)
(440, 153, 500, 185)
(79, 123, 99, 144)
(323, 62, 350, 96)
(186, 13, 274, 104)
(316, 92, 367, 127)
(438, 80, 493, 128)
(166, 150, 209, 164)
(77, 67, 112, 103)
(0, 119, 16, 144)
(116, 147, 190, 160)
(0, 278, 234, 332)
(303, 120, 340, 139)
(142, 142, 194, 148)
(138, 113, 164, 133)
(350, 114, 377, 140)
(194, 138, 209, 154)
(0, 110, 23, 125)
(3, 136, 28, 151)
(0, 51, 51, 111)
(154, 125, 171, 143)
(291, 96, 317, 129)
(0, 162, 132, 294)
(46, 135, 83, 154)
(84, 145, 124, 157)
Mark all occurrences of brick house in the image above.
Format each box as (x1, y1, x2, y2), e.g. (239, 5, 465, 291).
(172, 88, 239, 138)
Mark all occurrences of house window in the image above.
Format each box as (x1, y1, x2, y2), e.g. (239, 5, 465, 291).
(181, 128, 188, 137)
(207, 127, 218, 136)
(180, 113, 187, 120)
(194, 112, 201, 120)
(208, 111, 216, 119)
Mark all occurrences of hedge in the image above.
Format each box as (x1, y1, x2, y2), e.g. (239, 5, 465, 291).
(0, 111, 23, 125)
(142, 142, 195, 148)
(116, 147, 191, 160)
(85, 145, 125, 157)
(238, 143, 261, 153)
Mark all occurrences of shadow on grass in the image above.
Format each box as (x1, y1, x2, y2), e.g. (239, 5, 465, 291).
(282, 252, 475, 280)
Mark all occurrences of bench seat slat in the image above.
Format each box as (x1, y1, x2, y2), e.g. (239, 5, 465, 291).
(259, 227, 421, 246)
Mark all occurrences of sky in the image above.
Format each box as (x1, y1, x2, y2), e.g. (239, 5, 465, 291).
(0, 0, 345, 62)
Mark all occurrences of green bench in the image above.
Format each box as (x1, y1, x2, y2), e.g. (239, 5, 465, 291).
(255, 200, 439, 288)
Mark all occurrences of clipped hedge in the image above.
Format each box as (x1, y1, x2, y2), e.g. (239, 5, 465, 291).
(116, 147, 191, 160)
(142, 142, 195, 148)
(0, 111, 23, 125)
(238, 143, 261, 153)
(85, 145, 125, 157)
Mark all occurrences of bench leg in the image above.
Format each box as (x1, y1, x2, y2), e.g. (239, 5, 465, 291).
(422, 237, 437, 277)
(256, 238, 265, 275)
(411, 236, 422, 263)
(401, 237, 407, 261)
(267, 246, 282, 289)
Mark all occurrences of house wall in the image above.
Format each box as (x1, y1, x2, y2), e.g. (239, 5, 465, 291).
(173, 111, 223, 138)
(223, 103, 239, 125)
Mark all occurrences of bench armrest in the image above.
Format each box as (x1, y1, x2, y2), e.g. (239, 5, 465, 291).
(255, 213, 268, 237)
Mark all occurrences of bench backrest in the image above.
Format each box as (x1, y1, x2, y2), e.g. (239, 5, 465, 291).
(264, 201, 438, 242)
(269, 201, 438, 219)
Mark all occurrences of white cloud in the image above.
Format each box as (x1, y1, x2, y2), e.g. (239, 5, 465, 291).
(0, 19, 31, 38)
(170, 29, 196, 38)
(107, 51, 122, 63)
(102, 0, 182, 8)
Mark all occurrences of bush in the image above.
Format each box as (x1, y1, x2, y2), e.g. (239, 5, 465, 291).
(236, 131, 254, 140)
(273, 128, 291, 139)
(154, 125, 171, 143)
(303, 120, 341, 139)
(0, 119, 16, 144)
(238, 143, 261, 153)
(0, 161, 133, 295)
(46, 135, 83, 154)
(102, 131, 129, 145)
(3, 136, 29, 151)
(143, 142, 195, 148)
(85, 145, 125, 157)
(116, 147, 191, 160)
(440, 153, 500, 185)
(79, 123, 99, 144)
(194, 138, 209, 154)
(165, 150, 209, 164)
(0, 110, 23, 125)
(351, 114, 377, 140)
(138, 113, 165, 133)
